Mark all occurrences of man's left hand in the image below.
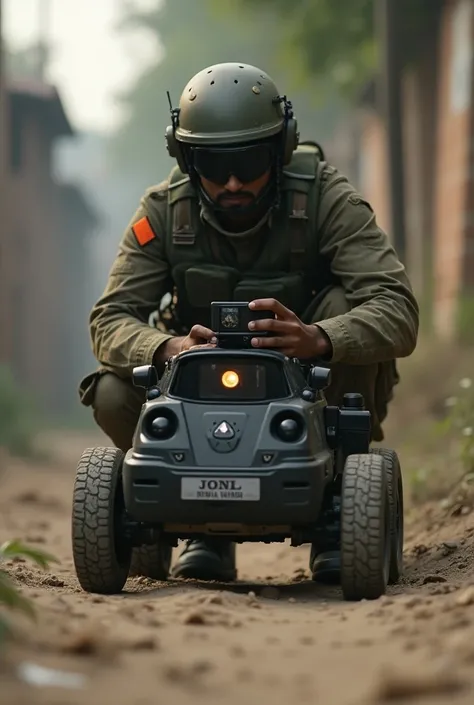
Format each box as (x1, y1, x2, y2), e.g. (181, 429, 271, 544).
(248, 298, 332, 359)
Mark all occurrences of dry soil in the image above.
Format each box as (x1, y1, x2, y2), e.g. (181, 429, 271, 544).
(2, 430, 474, 705)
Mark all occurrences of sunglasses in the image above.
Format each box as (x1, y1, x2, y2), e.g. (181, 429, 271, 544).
(191, 142, 276, 185)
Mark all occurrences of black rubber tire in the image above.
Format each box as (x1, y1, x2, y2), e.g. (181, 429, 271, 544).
(129, 543, 172, 581)
(72, 447, 131, 594)
(370, 447, 404, 584)
(340, 453, 391, 601)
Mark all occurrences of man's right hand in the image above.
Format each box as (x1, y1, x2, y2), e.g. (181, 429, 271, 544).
(154, 324, 216, 365)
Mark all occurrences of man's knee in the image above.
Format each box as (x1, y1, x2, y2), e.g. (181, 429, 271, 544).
(93, 373, 145, 452)
(306, 286, 397, 442)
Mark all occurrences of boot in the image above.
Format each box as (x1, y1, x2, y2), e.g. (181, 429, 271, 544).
(171, 539, 237, 581)
(310, 546, 341, 585)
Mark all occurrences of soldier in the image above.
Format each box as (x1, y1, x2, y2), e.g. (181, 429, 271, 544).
(79, 62, 419, 584)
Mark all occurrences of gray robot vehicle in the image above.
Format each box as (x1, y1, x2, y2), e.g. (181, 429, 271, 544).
(71, 301, 403, 601)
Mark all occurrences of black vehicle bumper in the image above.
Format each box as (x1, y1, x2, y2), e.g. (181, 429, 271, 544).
(122, 451, 332, 527)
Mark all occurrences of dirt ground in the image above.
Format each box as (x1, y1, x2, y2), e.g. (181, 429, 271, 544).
(2, 429, 474, 705)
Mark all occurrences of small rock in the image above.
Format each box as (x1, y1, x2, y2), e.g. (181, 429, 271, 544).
(423, 575, 447, 584)
(183, 611, 206, 625)
(442, 541, 459, 552)
(42, 575, 65, 588)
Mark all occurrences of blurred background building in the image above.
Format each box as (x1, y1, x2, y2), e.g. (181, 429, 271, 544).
(0, 0, 473, 425)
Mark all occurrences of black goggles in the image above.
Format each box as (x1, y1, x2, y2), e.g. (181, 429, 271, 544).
(191, 142, 276, 185)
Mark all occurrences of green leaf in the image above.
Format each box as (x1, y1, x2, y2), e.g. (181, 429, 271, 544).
(0, 541, 59, 570)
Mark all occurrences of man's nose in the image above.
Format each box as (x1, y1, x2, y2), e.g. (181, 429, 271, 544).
(224, 175, 243, 192)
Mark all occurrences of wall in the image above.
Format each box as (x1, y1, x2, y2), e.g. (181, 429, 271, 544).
(433, 0, 474, 338)
(0, 83, 82, 416)
(354, 0, 473, 339)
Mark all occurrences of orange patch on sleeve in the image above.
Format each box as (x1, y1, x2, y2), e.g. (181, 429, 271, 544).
(132, 217, 156, 246)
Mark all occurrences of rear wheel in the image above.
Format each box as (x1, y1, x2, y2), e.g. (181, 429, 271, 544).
(72, 447, 131, 594)
(340, 453, 390, 601)
(370, 447, 404, 583)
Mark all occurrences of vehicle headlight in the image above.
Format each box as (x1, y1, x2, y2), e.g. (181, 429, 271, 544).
(221, 369, 240, 389)
(270, 411, 305, 443)
(144, 408, 178, 440)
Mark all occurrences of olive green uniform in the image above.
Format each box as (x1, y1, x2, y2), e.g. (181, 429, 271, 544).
(79, 151, 419, 445)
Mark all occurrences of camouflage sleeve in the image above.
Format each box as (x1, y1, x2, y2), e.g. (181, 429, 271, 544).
(89, 184, 174, 378)
(314, 166, 419, 365)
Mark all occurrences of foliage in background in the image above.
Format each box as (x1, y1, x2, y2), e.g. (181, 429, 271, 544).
(406, 376, 474, 507)
(0, 541, 58, 641)
(0, 366, 37, 457)
(210, 0, 375, 99)
(440, 379, 474, 474)
(211, 0, 443, 101)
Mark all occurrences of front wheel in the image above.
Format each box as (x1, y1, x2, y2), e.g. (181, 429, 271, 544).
(72, 447, 131, 594)
(340, 453, 390, 601)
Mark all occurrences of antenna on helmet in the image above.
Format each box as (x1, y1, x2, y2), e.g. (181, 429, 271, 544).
(166, 91, 180, 129)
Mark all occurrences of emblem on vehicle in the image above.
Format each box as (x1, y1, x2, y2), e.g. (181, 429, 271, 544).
(213, 421, 235, 440)
(204, 412, 247, 453)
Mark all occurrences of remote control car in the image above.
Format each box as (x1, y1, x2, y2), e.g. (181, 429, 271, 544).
(71, 301, 404, 602)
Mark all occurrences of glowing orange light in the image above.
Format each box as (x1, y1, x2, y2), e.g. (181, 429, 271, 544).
(221, 370, 239, 388)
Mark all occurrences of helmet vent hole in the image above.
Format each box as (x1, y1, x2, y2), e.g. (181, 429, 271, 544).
(239, 65, 244, 68)
(234, 79, 239, 84)
(210, 80, 215, 85)
(257, 81, 262, 85)
(207, 70, 212, 74)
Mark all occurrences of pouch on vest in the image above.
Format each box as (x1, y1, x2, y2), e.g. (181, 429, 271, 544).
(172, 263, 241, 309)
(234, 272, 307, 315)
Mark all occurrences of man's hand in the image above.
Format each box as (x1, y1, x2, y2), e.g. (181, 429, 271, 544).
(248, 298, 332, 359)
(154, 324, 216, 365)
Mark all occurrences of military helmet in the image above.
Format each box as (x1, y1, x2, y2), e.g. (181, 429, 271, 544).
(166, 62, 299, 172)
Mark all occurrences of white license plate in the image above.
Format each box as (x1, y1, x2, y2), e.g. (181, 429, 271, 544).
(181, 477, 260, 501)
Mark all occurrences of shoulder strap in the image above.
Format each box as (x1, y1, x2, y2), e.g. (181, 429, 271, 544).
(166, 166, 197, 246)
(282, 143, 324, 273)
(288, 192, 309, 273)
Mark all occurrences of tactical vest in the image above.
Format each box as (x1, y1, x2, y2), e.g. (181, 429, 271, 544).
(161, 143, 336, 332)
